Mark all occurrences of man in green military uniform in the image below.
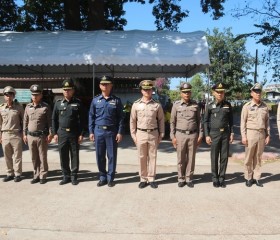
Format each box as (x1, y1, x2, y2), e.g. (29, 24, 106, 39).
(52, 79, 86, 185)
(204, 83, 234, 188)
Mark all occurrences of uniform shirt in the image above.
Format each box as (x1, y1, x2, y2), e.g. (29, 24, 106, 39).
(0, 101, 24, 135)
(170, 99, 203, 139)
(204, 100, 233, 136)
(240, 100, 270, 138)
(130, 98, 165, 139)
(23, 101, 52, 134)
(52, 97, 86, 136)
(88, 94, 124, 135)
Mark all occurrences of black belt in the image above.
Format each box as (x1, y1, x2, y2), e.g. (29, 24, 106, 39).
(137, 128, 158, 133)
(176, 129, 197, 134)
(60, 127, 72, 132)
(28, 130, 48, 137)
(97, 125, 115, 130)
(211, 128, 229, 132)
(1, 130, 19, 134)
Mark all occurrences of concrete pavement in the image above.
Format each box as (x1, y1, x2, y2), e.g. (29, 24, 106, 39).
(0, 117, 280, 240)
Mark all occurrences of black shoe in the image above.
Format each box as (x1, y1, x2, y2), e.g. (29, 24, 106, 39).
(59, 177, 71, 185)
(97, 180, 107, 187)
(108, 181, 115, 187)
(186, 181, 194, 188)
(178, 182, 185, 188)
(254, 180, 263, 187)
(14, 176, 21, 182)
(219, 181, 226, 188)
(71, 179, 79, 185)
(40, 179, 47, 184)
(31, 178, 40, 184)
(138, 182, 147, 189)
(150, 182, 158, 189)
(245, 180, 253, 187)
(3, 176, 14, 182)
(213, 182, 220, 188)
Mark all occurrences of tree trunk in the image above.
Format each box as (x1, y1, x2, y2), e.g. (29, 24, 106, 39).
(87, 0, 104, 30)
(64, 0, 82, 30)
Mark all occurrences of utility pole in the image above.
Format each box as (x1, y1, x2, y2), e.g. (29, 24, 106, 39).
(254, 49, 258, 83)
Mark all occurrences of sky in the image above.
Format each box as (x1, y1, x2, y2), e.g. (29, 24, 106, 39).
(123, 0, 269, 89)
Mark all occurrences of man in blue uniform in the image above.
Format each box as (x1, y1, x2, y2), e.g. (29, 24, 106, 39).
(89, 76, 124, 187)
(204, 83, 234, 188)
(52, 79, 86, 185)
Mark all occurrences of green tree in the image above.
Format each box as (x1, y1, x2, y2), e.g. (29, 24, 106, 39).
(206, 28, 255, 99)
(0, 0, 227, 31)
(0, 0, 18, 31)
(232, 0, 280, 82)
(189, 74, 205, 100)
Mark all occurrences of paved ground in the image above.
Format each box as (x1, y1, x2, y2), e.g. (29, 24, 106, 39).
(0, 116, 279, 240)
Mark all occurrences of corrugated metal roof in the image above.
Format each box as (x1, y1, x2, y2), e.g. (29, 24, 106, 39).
(0, 30, 210, 78)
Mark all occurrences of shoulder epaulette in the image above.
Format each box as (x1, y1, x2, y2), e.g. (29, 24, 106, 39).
(134, 98, 141, 103)
(174, 100, 181, 104)
(94, 94, 101, 98)
(56, 98, 63, 102)
(244, 101, 251, 106)
(152, 98, 160, 103)
(41, 101, 49, 106)
(74, 97, 81, 102)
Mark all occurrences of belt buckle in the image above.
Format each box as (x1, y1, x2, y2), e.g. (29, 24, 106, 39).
(147, 129, 152, 133)
(185, 130, 190, 134)
(220, 128, 224, 132)
(66, 128, 70, 132)
(102, 126, 107, 130)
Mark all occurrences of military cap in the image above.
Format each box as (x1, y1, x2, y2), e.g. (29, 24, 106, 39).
(139, 80, 154, 90)
(62, 79, 75, 90)
(212, 82, 225, 92)
(180, 82, 192, 92)
(250, 83, 262, 91)
(100, 76, 113, 84)
(3, 86, 16, 94)
(30, 84, 42, 95)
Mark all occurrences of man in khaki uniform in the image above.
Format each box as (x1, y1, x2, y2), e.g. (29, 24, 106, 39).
(170, 83, 203, 188)
(0, 86, 24, 182)
(277, 102, 280, 138)
(241, 83, 270, 187)
(130, 80, 165, 189)
(23, 85, 53, 184)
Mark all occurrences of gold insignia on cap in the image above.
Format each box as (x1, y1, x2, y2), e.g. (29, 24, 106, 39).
(101, 76, 107, 81)
(218, 83, 223, 88)
(65, 82, 69, 87)
(33, 86, 37, 91)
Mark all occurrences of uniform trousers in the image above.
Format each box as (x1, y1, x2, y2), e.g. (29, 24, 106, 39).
(244, 129, 265, 180)
(176, 132, 198, 182)
(58, 130, 79, 178)
(94, 127, 118, 182)
(136, 130, 158, 182)
(210, 130, 230, 183)
(27, 135, 48, 179)
(1, 132, 22, 177)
